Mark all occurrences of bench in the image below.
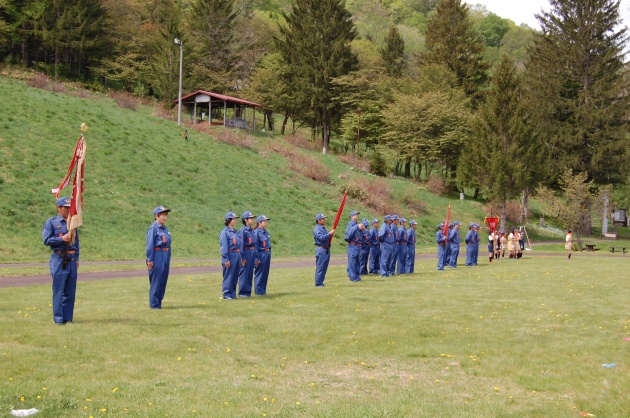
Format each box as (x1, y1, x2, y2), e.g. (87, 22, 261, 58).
(609, 246, 627, 254)
(584, 244, 598, 252)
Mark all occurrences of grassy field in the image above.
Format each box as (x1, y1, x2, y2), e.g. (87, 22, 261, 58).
(0, 74, 582, 264)
(1, 254, 628, 417)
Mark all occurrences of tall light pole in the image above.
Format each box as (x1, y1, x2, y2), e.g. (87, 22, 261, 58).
(356, 107, 362, 160)
(174, 38, 183, 126)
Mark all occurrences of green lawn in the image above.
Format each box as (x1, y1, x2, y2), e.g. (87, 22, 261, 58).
(1, 255, 628, 417)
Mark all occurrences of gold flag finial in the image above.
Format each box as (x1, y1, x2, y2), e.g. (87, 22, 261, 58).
(80, 123, 88, 133)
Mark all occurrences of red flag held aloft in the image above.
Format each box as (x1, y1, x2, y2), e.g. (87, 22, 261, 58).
(442, 206, 451, 236)
(329, 191, 348, 244)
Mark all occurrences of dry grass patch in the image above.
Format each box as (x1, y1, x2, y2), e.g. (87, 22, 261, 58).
(338, 154, 371, 173)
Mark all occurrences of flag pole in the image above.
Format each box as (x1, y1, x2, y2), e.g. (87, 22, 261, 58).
(329, 190, 348, 244)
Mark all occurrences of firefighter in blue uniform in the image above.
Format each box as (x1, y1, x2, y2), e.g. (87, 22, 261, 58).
(313, 213, 336, 287)
(389, 215, 400, 275)
(465, 223, 475, 266)
(448, 221, 462, 268)
(472, 223, 480, 265)
(254, 215, 272, 295)
(397, 218, 408, 274)
(43, 196, 80, 325)
(220, 211, 243, 300)
(436, 223, 447, 270)
(405, 220, 417, 273)
(238, 211, 256, 297)
(444, 224, 453, 266)
(146, 205, 172, 309)
(345, 210, 364, 282)
(368, 219, 381, 274)
(378, 215, 394, 277)
(359, 218, 371, 275)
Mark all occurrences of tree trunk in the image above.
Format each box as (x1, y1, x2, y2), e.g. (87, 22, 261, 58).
(404, 159, 411, 178)
(322, 105, 329, 154)
(521, 188, 530, 223)
(602, 191, 609, 236)
(281, 111, 289, 135)
(499, 198, 507, 233)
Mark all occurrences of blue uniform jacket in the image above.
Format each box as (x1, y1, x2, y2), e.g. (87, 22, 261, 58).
(465, 230, 474, 244)
(313, 224, 332, 247)
(254, 228, 271, 262)
(449, 228, 461, 244)
(345, 220, 361, 244)
(398, 226, 408, 245)
(240, 225, 256, 250)
(379, 223, 394, 244)
(219, 226, 243, 263)
(436, 229, 446, 245)
(43, 215, 80, 260)
(391, 223, 399, 242)
(369, 227, 380, 246)
(407, 228, 416, 246)
(146, 221, 171, 262)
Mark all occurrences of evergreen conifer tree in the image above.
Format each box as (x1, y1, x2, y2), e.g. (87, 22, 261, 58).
(525, 0, 630, 185)
(423, 0, 489, 106)
(275, 0, 358, 154)
(380, 27, 405, 78)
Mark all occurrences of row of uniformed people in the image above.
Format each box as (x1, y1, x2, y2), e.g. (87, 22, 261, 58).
(219, 211, 272, 300)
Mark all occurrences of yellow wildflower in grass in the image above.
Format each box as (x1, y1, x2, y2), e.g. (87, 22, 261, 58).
(112, 388, 119, 393)
(37, 395, 41, 399)
(101, 408, 107, 412)
(19, 395, 25, 401)
(177, 357, 182, 361)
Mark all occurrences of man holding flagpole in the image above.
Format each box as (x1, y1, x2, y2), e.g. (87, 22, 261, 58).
(43, 197, 79, 325)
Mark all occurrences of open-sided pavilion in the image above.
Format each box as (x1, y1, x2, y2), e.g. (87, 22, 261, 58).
(173, 90, 262, 130)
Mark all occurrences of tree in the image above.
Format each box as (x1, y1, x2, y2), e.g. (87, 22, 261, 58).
(380, 26, 406, 78)
(457, 55, 544, 232)
(422, 0, 489, 106)
(474, 12, 510, 48)
(536, 170, 607, 249)
(275, 0, 358, 154)
(525, 0, 630, 185)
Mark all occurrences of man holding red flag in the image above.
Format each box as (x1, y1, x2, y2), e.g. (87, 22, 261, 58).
(43, 197, 80, 325)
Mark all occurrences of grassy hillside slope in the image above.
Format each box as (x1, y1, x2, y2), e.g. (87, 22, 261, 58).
(1, 76, 504, 262)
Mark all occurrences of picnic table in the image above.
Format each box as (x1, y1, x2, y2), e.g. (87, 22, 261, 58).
(584, 244, 598, 252)
(609, 246, 627, 254)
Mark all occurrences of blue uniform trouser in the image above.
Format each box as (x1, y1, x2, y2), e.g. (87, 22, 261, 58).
(449, 244, 460, 268)
(254, 251, 271, 294)
(405, 246, 415, 273)
(444, 245, 451, 267)
(437, 244, 446, 270)
(315, 246, 330, 286)
(50, 254, 77, 323)
(465, 244, 474, 266)
(346, 244, 361, 281)
(359, 245, 370, 275)
(389, 243, 398, 275)
(222, 252, 241, 299)
(149, 249, 170, 308)
(238, 248, 255, 296)
(369, 245, 380, 274)
(379, 243, 392, 276)
(473, 244, 479, 264)
(398, 245, 407, 274)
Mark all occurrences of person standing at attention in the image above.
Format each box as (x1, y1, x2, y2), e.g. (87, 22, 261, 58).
(345, 210, 365, 282)
(378, 215, 394, 277)
(565, 229, 573, 259)
(390, 215, 400, 275)
(238, 211, 256, 297)
(436, 223, 446, 271)
(220, 212, 243, 300)
(368, 219, 381, 274)
(448, 221, 462, 268)
(146, 205, 172, 309)
(313, 213, 336, 287)
(397, 218, 408, 274)
(254, 215, 272, 295)
(359, 218, 371, 275)
(43, 196, 80, 325)
(405, 220, 417, 273)
(465, 223, 475, 267)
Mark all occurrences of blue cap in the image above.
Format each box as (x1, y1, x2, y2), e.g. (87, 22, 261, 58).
(56, 196, 71, 207)
(153, 205, 170, 216)
(372, 218, 380, 224)
(391, 215, 399, 220)
(242, 211, 255, 219)
(469, 223, 475, 228)
(410, 220, 417, 225)
(453, 221, 460, 226)
(362, 218, 370, 227)
(315, 213, 327, 221)
(225, 211, 239, 220)
(350, 210, 360, 217)
(384, 215, 391, 222)
(400, 218, 407, 223)
(257, 214, 270, 222)
(438, 223, 444, 228)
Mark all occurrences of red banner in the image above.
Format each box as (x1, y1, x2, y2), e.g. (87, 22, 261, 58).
(52, 131, 87, 243)
(485, 217, 499, 232)
(329, 191, 348, 244)
(442, 206, 451, 235)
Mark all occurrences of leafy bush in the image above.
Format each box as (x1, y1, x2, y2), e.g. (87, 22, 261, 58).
(109, 91, 138, 111)
(426, 175, 446, 196)
(27, 74, 50, 89)
(369, 151, 388, 177)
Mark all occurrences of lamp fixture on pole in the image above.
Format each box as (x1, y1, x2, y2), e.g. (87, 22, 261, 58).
(174, 38, 183, 126)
